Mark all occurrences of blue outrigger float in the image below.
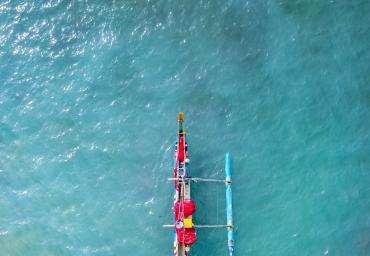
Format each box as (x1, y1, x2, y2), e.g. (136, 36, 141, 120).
(225, 153, 234, 256)
(163, 113, 234, 256)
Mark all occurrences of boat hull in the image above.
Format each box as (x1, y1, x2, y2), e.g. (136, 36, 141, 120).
(173, 113, 194, 256)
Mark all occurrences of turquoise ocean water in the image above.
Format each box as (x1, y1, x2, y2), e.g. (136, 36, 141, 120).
(1, 1, 370, 255)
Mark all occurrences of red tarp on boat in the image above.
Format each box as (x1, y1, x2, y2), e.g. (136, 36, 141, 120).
(174, 167, 179, 190)
(174, 200, 196, 220)
(177, 135, 184, 161)
(176, 227, 196, 245)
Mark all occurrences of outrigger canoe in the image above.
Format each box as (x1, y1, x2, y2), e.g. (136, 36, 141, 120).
(163, 113, 234, 256)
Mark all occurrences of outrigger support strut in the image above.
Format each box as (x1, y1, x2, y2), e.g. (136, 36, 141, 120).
(167, 177, 232, 184)
(163, 224, 231, 228)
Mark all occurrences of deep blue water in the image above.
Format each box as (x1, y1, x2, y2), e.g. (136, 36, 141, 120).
(1, 1, 370, 255)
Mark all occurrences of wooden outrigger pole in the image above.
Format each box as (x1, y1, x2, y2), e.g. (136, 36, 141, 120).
(164, 113, 235, 255)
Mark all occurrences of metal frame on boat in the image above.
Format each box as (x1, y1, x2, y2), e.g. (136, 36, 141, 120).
(163, 113, 235, 256)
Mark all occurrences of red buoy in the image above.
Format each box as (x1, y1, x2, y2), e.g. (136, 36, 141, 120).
(174, 200, 196, 220)
(176, 227, 197, 245)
